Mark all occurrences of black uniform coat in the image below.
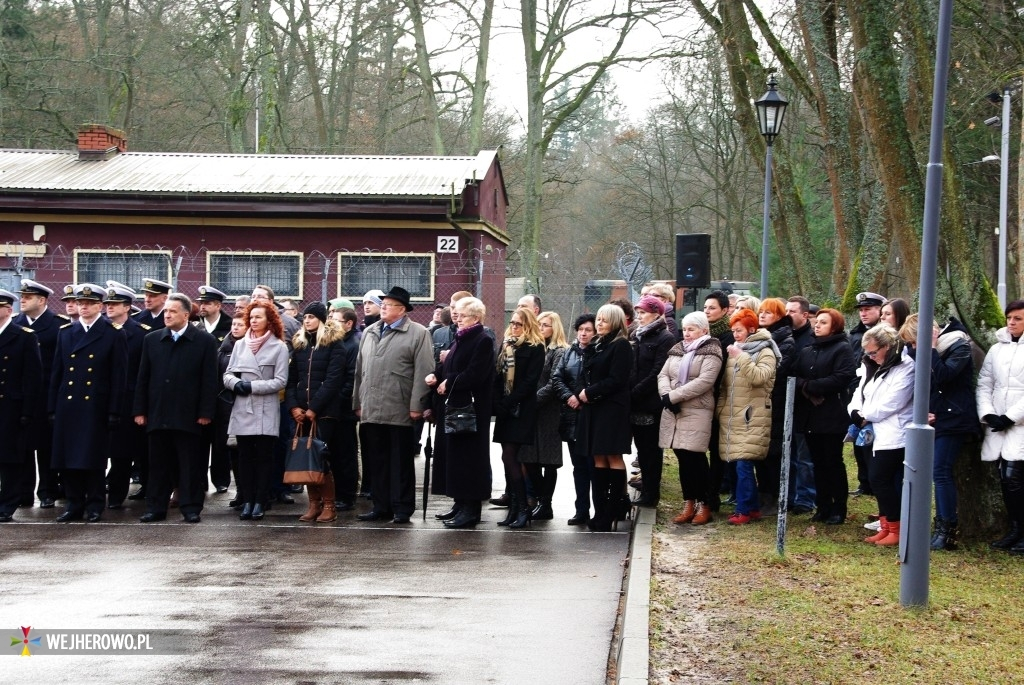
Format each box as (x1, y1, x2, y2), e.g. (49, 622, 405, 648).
(195, 313, 232, 345)
(134, 325, 219, 435)
(49, 318, 128, 470)
(0, 323, 43, 464)
(134, 309, 166, 331)
(438, 323, 496, 499)
(13, 307, 68, 447)
(577, 335, 633, 456)
(492, 341, 544, 445)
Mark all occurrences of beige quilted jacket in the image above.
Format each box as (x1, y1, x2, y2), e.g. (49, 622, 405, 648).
(716, 328, 778, 462)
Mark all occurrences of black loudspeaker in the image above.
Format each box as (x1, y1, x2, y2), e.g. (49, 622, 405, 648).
(676, 233, 711, 289)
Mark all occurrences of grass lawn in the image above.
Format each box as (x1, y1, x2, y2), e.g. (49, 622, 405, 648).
(649, 451, 1024, 684)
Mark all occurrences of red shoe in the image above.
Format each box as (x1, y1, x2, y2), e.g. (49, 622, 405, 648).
(728, 513, 752, 525)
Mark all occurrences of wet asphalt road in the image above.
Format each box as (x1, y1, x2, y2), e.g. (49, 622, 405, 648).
(1, 443, 630, 684)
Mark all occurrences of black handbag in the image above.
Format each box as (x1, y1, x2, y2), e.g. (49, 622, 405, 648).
(283, 420, 329, 485)
(444, 378, 477, 434)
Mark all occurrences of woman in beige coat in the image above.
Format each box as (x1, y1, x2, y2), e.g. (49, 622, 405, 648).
(658, 312, 723, 525)
(717, 309, 779, 525)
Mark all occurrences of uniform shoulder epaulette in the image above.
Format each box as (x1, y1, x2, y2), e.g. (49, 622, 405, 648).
(21, 326, 35, 333)
(56, 313, 71, 321)
(140, 324, 152, 330)
(112, 322, 122, 330)
(60, 322, 74, 329)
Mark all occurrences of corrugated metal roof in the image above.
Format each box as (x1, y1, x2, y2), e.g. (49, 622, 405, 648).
(0, 149, 499, 198)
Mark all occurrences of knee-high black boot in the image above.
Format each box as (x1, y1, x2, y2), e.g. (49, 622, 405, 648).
(588, 468, 611, 532)
(608, 468, 628, 527)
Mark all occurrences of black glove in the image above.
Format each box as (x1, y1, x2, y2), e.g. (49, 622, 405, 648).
(850, 410, 865, 427)
(20, 416, 30, 427)
(661, 394, 673, 409)
(108, 414, 120, 430)
(983, 414, 1001, 429)
(992, 415, 1015, 432)
(234, 380, 253, 396)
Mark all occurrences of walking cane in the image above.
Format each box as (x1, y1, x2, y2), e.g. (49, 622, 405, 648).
(422, 426, 433, 521)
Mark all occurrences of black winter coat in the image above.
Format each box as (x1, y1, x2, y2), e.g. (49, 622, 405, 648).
(133, 325, 219, 435)
(492, 341, 545, 444)
(577, 336, 633, 455)
(552, 342, 586, 441)
(792, 332, 858, 435)
(908, 317, 977, 437)
(285, 323, 347, 419)
(630, 318, 676, 415)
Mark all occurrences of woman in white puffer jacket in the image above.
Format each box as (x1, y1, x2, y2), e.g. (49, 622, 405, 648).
(847, 324, 914, 547)
(977, 301, 1024, 553)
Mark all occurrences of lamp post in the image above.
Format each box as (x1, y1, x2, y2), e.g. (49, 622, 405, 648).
(755, 74, 788, 298)
(994, 88, 1011, 309)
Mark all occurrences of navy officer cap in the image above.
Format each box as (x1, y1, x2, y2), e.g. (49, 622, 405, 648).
(74, 284, 105, 302)
(18, 279, 54, 297)
(855, 291, 886, 308)
(140, 278, 172, 295)
(104, 284, 137, 304)
(0, 288, 16, 306)
(60, 284, 78, 301)
(196, 285, 227, 303)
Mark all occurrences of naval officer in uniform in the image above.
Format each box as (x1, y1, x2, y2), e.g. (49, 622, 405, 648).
(49, 284, 128, 522)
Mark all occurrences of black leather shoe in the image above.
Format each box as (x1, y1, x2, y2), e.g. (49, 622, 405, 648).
(228, 497, 242, 508)
(275, 492, 295, 505)
(139, 512, 166, 523)
(824, 514, 845, 525)
(18, 498, 34, 508)
(183, 513, 201, 523)
(444, 510, 481, 528)
(567, 513, 590, 526)
(290, 484, 304, 493)
(392, 514, 411, 524)
(334, 501, 355, 512)
(86, 512, 102, 523)
(357, 510, 392, 522)
(39, 498, 56, 509)
(489, 493, 510, 507)
(107, 502, 123, 510)
(239, 503, 253, 520)
(0, 513, 13, 522)
(790, 505, 814, 515)
(251, 504, 265, 520)
(127, 490, 146, 500)
(56, 511, 83, 523)
(532, 502, 555, 519)
(435, 504, 462, 521)
(215, 486, 229, 494)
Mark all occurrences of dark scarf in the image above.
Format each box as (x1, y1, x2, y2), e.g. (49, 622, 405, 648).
(709, 316, 730, 339)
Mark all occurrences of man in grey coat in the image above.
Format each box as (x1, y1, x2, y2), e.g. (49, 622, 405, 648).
(354, 286, 433, 524)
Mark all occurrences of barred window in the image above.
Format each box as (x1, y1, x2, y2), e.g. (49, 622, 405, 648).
(207, 251, 303, 299)
(337, 252, 434, 301)
(74, 249, 172, 288)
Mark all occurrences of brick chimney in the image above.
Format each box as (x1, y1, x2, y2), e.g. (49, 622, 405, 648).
(77, 123, 127, 160)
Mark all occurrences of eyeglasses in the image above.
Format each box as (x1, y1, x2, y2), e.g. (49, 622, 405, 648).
(863, 346, 887, 360)
(510, 321, 524, 328)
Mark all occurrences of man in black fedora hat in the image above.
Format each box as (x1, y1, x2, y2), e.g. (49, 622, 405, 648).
(353, 286, 433, 523)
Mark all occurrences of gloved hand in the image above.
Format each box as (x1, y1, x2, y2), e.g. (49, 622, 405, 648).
(108, 414, 121, 430)
(850, 410, 865, 427)
(234, 380, 253, 396)
(661, 394, 673, 409)
(991, 415, 1015, 432)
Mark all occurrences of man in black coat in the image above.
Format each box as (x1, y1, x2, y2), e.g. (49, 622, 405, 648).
(13, 279, 69, 508)
(103, 284, 152, 508)
(195, 285, 233, 493)
(784, 294, 818, 513)
(133, 278, 171, 330)
(134, 293, 220, 523)
(0, 289, 43, 522)
(49, 284, 129, 523)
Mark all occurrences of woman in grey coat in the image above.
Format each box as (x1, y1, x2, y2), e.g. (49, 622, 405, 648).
(225, 302, 290, 521)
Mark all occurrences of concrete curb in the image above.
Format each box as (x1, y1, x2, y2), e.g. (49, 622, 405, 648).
(616, 505, 656, 684)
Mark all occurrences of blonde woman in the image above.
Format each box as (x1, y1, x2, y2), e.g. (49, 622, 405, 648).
(492, 308, 546, 529)
(518, 311, 569, 519)
(577, 304, 633, 531)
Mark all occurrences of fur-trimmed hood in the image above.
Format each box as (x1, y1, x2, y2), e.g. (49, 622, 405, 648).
(291, 319, 346, 351)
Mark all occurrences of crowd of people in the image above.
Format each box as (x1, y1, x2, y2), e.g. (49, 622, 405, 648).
(0, 276, 1018, 553)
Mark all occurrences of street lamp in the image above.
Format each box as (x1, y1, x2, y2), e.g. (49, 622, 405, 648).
(755, 74, 788, 297)
(984, 88, 1012, 309)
